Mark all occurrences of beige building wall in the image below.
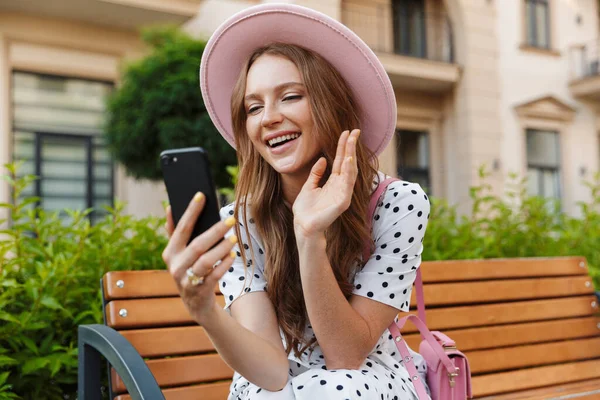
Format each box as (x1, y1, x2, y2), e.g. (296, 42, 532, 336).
(3, 0, 599, 223)
(0, 11, 172, 221)
(496, 0, 600, 216)
(184, 0, 342, 39)
(187, 0, 502, 213)
(440, 0, 504, 212)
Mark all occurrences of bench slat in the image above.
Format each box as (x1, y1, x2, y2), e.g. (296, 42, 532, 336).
(478, 378, 600, 400)
(422, 257, 588, 282)
(103, 258, 589, 301)
(112, 354, 233, 393)
(115, 381, 231, 400)
(119, 326, 212, 358)
(104, 270, 220, 300)
(106, 296, 225, 329)
(419, 276, 594, 306)
(568, 392, 600, 400)
(472, 359, 600, 397)
(468, 337, 600, 374)
(555, 392, 600, 400)
(403, 316, 600, 351)
(123, 314, 600, 359)
(106, 294, 598, 332)
(403, 295, 599, 333)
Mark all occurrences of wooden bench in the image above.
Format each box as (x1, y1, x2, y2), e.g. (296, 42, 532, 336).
(78, 256, 600, 399)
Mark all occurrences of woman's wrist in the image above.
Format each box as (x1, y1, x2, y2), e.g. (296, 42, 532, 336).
(194, 301, 222, 327)
(295, 228, 326, 253)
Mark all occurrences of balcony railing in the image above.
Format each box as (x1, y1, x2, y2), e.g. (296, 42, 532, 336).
(569, 38, 600, 80)
(342, 3, 454, 63)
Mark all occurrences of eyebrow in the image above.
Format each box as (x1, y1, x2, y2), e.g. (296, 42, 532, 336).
(244, 81, 305, 102)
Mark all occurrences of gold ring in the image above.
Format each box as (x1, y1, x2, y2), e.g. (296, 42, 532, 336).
(186, 267, 204, 286)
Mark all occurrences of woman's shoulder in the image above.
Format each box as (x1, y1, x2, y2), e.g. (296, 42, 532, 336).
(369, 171, 431, 233)
(219, 202, 263, 242)
(372, 171, 430, 205)
(219, 201, 253, 221)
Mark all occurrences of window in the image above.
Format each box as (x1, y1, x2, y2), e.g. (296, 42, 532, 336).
(11, 72, 114, 224)
(526, 129, 561, 200)
(392, 0, 427, 58)
(396, 130, 431, 193)
(525, 0, 550, 49)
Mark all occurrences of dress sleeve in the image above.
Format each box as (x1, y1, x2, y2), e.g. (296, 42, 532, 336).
(352, 181, 431, 312)
(218, 203, 268, 312)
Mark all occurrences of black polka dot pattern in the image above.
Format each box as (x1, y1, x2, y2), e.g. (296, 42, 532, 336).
(353, 174, 430, 313)
(226, 353, 426, 398)
(217, 203, 267, 311)
(219, 173, 430, 400)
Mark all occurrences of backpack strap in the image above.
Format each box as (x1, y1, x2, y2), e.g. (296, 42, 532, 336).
(364, 177, 427, 324)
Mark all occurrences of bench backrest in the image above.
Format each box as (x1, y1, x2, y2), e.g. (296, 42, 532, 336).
(102, 256, 600, 399)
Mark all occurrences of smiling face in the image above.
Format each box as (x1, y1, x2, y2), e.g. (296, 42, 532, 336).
(243, 54, 321, 178)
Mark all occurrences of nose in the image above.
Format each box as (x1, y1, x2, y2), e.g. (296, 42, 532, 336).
(261, 103, 283, 128)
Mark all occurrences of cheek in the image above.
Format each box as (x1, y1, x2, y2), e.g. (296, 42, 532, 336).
(246, 119, 258, 141)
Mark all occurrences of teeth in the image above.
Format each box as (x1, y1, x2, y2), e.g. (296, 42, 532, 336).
(268, 133, 300, 147)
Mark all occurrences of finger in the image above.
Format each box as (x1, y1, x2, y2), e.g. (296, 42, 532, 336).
(303, 157, 328, 190)
(166, 205, 174, 238)
(203, 250, 237, 288)
(191, 234, 238, 278)
(331, 130, 350, 175)
(341, 129, 360, 177)
(167, 192, 206, 253)
(180, 248, 236, 293)
(175, 215, 237, 277)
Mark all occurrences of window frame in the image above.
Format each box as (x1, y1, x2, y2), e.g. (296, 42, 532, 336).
(29, 131, 115, 220)
(396, 129, 431, 194)
(392, 0, 428, 58)
(524, 0, 551, 50)
(525, 128, 562, 200)
(10, 70, 116, 222)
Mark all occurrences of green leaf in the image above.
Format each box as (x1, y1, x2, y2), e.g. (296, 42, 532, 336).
(40, 296, 63, 311)
(0, 312, 20, 324)
(22, 357, 50, 375)
(0, 356, 18, 367)
(73, 310, 97, 325)
(0, 279, 18, 288)
(20, 336, 38, 355)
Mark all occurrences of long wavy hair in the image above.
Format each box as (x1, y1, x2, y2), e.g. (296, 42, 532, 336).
(230, 43, 379, 358)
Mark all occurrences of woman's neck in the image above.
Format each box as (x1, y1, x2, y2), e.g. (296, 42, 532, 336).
(280, 172, 308, 207)
(278, 155, 324, 206)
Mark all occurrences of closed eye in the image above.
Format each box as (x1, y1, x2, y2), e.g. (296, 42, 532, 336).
(247, 95, 301, 114)
(247, 105, 262, 114)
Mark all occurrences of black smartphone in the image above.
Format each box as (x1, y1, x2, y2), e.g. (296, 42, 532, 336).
(160, 147, 222, 244)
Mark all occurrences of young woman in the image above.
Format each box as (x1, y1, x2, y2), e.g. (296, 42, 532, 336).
(162, 4, 431, 399)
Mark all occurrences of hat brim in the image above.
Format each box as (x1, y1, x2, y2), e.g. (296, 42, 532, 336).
(199, 3, 396, 156)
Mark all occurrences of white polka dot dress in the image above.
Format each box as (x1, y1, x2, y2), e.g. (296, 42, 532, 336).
(219, 172, 432, 400)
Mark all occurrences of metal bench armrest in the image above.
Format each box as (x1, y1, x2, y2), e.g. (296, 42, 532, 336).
(78, 324, 165, 400)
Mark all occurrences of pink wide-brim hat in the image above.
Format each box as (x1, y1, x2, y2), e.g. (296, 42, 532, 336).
(199, 3, 397, 156)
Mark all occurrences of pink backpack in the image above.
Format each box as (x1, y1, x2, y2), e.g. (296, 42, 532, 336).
(365, 177, 473, 400)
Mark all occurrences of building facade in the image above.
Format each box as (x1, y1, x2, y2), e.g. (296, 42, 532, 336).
(1, 0, 599, 222)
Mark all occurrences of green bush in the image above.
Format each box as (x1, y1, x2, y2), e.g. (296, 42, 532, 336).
(104, 26, 237, 188)
(0, 162, 598, 398)
(424, 166, 600, 288)
(0, 163, 168, 399)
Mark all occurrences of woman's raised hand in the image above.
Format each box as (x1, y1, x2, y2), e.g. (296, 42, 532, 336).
(162, 193, 237, 324)
(293, 129, 360, 238)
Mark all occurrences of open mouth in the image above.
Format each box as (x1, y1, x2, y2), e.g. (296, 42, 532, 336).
(267, 133, 301, 148)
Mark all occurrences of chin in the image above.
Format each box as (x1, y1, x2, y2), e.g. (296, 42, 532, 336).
(272, 163, 299, 175)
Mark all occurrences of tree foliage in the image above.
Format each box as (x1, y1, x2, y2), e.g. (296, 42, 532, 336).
(104, 27, 237, 188)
